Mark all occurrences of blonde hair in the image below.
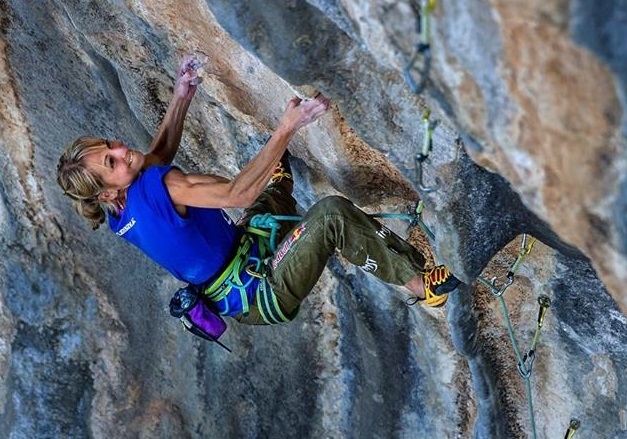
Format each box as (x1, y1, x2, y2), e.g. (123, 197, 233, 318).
(56, 136, 120, 229)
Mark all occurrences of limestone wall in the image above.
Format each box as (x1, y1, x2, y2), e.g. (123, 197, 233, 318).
(0, 1, 625, 438)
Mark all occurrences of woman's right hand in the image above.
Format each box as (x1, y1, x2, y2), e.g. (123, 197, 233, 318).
(279, 93, 331, 132)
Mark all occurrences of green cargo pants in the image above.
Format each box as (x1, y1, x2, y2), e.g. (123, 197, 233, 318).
(236, 181, 426, 325)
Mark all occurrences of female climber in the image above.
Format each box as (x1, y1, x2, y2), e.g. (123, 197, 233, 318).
(56, 52, 460, 329)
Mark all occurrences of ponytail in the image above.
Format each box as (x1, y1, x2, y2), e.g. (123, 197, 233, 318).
(56, 136, 120, 230)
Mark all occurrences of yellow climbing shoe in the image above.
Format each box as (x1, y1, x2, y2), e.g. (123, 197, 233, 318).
(420, 265, 460, 308)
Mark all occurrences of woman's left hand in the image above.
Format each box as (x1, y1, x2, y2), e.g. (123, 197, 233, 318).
(174, 53, 202, 100)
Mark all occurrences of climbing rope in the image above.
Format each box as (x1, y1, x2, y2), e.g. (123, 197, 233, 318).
(248, 213, 302, 252)
(403, 0, 436, 94)
(407, 206, 561, 439)
(474, 235, 545, 439)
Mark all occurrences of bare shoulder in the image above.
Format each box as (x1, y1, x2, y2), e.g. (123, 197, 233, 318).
(163, 169, 236, 210)
(164, 169, 231, 187)
(163, 167, 187, 185)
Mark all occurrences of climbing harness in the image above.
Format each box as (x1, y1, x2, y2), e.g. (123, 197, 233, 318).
(564, 418, 580, 439)
(203, 234, 256, 316)
(403, 0, 436, 94)
(201, 215, 302, 325)
(415, 109, 441, 193)
(255, 271, 299, 324)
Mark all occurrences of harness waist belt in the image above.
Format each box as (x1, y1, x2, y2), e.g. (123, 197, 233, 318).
(202, 229, 298, 324)
(203, 234, 254, 316)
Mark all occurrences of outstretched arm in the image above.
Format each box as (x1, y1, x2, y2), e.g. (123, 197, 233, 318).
(145, 53, 199, 166)
(165, 94, 331, 213)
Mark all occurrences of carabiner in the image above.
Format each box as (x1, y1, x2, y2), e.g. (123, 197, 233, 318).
(518, 350, 536, 377)
(403, 0, 436, 94)
(488, 275, 514, 298)
(564, 418, 580, 439)
(537, 295, 551, 328)
(415, 110, 441, 192)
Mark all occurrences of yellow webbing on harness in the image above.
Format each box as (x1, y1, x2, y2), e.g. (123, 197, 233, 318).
(255, 277, 297, 324)
(203, 234, 255, 315)
(202, 227, 294, 324)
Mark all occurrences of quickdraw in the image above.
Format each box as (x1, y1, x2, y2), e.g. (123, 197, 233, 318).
(403, 0, 436, 94)
(476, 235, 537, 297)
(415, 109, 441, 193)
(519, 295, 551, 376)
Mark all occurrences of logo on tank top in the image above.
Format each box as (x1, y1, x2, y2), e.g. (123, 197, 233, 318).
(221, 210, 234, 225)
(116, 217, 136, 236)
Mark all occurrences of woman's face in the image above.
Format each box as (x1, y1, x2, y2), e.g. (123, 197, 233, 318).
(83, 140, 145, 192)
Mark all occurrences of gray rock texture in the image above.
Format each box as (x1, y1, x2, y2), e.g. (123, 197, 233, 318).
(0, 0, 625, 438)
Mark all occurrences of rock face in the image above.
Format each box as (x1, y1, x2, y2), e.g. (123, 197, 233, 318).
(0, 1, 625, 438)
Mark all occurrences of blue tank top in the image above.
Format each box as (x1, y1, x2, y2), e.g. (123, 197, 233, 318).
(108, 165, 257, 316)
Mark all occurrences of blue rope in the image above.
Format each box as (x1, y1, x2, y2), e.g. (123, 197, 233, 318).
(249, 204, 436, 252)
(249, 213, 302, 251)
(249, 203, 436, 253)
